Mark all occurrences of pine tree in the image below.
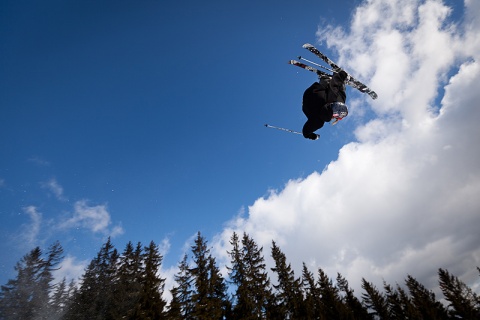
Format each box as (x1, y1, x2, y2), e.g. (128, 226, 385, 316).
(301, 263, 323, 320)
(438, 268, 480, 319)
(361, 278, 390, 319)
(64, 279, 78, 318)
(190, 232, 212, 319)
(50, 277, 70, 320)
(189, 232, 228, 319)
(0, 242, 64, 320)
(36, 241, 64, 319)
(0, 248, 43, 319)
(168, 254, 194, 319)
(227, 232, 271, 319)
(133, 241, 166, 319)
(206, 255, 231, 318)
(382, 281, 417, 320)
(337, 273, 371, 320)
(405, 274, 449, 320)
(395, 284, 419, 319)
(477, 267, 480, 311)
(270, 241, 303, 319)
(111, 241, 144, 319)
(316, 268, 349, 319)
(65, 237, 119, 320)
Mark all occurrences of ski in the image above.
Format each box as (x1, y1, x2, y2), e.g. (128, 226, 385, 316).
(300, 43, 378, 100)
(302, 43, 341, 71)
(264, 124, 319, 140)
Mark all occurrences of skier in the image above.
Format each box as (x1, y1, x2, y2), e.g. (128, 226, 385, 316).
(302, 70, 349, 140)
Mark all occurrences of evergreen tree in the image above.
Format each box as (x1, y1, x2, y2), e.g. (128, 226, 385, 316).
(477, 267, 480, 310)
(190, 232, 212, 319)
(168, 254, 194, 319)
(438, 268, 480, 319)
(361, 278, 390, 320)
(0, 248, 43, 320)
(189, 232, 228, 319)
(405, 275, 449, 320)
(382, 281, 419, 320)
(0, 242, 64, 320)
(395, 284, 420, 319)
(301, 263, 322, 320)
(316, 268, 349, 319)
(50, 277, 70, 320)
(167, 291, 183, 320)
(337, 273, 371, 320)
(111, 241, 144, 319)
(36, 241, 64, 319)
(227, 232, 271, 319)
(66, 237, 119, 320)
(133, 241, 166, 319)
(270, 241, 303, 319)
(206, 255, 231, 318)
(60, 279, 78, 320)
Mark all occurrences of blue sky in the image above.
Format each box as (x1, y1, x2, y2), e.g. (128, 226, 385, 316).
(2, 0, 479, 296)
(0, 0, 357, 282)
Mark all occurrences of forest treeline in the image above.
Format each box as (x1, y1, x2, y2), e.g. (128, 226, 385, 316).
(0, 232, 479, 319)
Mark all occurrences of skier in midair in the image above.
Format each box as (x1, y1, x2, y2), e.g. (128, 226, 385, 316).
(302, 70, 349, 140)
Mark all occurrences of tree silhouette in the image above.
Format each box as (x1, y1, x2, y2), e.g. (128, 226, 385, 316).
(168, 254, 194, 319)
(228, 232, 271, 319)
(189, 232, 229, 319)
(133, 241, 166, 319)
(0, 242, 64, 320)
(270, 241, 303, 319)
(2, 234, 480, 320)
(438, 268, 480, 319)
(361, 278, 390, 319)
(405, 274, 449, 320)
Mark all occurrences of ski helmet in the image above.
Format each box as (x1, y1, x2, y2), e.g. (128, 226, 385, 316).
(329, 102, 348, 125)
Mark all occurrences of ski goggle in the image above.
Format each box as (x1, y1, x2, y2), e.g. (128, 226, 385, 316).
(327, 102, 349, 125)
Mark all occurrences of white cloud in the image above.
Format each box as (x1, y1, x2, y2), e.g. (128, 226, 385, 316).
(59, 200, 124, 237)
(54, 255, 89, 284)
(41, 178, 67, 201)
(159, 236, 172, 256)
(213, 0, 480, 294)
(27, 156, 50, 167)
(20, 206, 43, 248)
(161, 264, 178, 303)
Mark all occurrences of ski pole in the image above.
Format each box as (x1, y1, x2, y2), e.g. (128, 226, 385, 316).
(297, 56, 334, 73)
(264, 124, 319, 139)
(264, 124, 302, 135)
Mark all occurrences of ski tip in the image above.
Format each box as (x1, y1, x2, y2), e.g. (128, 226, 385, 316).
(302, 43, 313, 48)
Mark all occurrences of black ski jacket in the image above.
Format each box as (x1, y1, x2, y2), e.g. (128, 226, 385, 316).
(302, 72, 347, 138)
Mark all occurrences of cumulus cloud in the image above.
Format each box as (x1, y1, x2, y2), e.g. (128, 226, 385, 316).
(59, 200, 124, 237)
(213, 0, 480, 294)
